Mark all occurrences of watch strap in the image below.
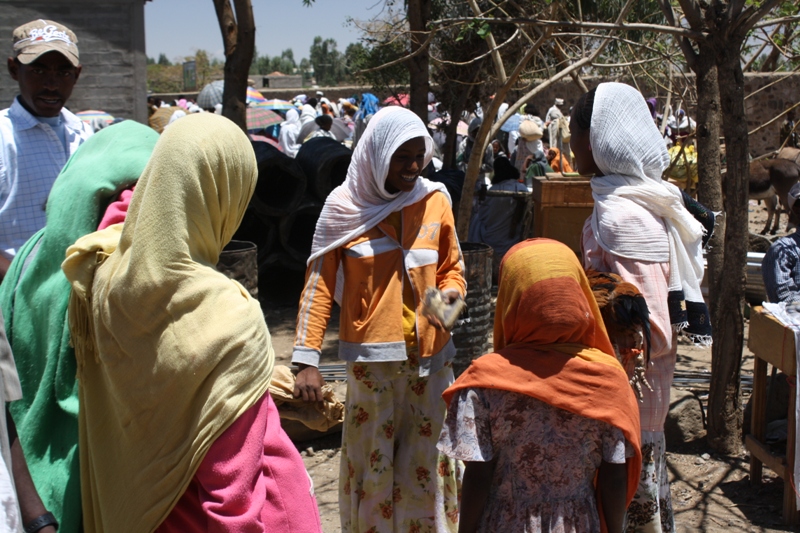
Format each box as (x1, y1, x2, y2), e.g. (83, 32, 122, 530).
(24, 512, 58, 533)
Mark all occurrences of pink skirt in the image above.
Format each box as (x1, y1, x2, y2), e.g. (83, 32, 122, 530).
(156, 392, 321, 532)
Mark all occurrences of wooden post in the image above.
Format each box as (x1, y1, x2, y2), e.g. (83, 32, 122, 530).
(749, 356, 766, 484)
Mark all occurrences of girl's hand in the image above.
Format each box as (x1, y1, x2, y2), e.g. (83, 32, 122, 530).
(426, 289, 462, 331)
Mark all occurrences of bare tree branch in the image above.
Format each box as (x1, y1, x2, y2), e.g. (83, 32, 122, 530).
(553, 32, 687, 68)
(743, 25, 778, 71)
(499, 0, 589, 91)
(736, 0, 784, 37)
(660, 0, 699, 69)
(752, 13, 800, 29)
(356, 28, 438, 74)
(467, 0, 508, 82)
(593, 56, 663, 68)
(675, 0, 704, 31)
(744, 63, 800, 99)
(428, 28, 520, 68)
(758, 22, 797, 66)
(729, 0, 748, 24)
(428, 16, 706, 40)
(748, 101, 800, 136)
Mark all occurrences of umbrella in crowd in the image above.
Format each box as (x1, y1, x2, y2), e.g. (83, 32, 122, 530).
(76, 110, 115, 124)
(246, 86, 267, 105)
(246, 106, 283, 132)
(330, 118, 350, 142)
(249, 134, 283, 152)
(383, 93, 410, 107)
(428, 117, 470, 137)
(500, 114, 522, 133)
(197, 80, 224, 110)
(257, 99, 295, 111)
(297, 120, 318, 144)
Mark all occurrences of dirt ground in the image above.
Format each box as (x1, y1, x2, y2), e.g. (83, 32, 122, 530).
(261, 199, 800, 533)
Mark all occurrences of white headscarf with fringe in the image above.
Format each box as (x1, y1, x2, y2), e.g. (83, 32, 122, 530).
(588, 82, 709, 343)
(308, 106, 450, 264)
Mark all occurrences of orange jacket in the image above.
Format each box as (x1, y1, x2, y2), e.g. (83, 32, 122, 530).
(292, 191, 466, 367)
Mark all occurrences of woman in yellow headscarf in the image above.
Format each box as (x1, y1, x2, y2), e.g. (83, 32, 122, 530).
(438, 238, 641, 533)
(62, 113, 321, 533)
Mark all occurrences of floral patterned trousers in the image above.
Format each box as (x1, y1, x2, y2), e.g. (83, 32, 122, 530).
(340, 356, 461, 533)
(625, 431, 675, 533)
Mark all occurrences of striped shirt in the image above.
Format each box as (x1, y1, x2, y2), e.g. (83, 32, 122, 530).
(0, 97, 92, 258)
(762, 232, 800, 304)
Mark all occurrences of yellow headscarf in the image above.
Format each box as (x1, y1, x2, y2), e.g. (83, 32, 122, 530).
(62, 113, 273, 533)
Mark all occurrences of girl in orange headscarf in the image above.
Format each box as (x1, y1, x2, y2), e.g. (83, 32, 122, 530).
(438, 238, 641, 533)
(547, 146, 575, 173)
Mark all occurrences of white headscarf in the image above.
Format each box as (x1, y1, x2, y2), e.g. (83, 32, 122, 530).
(589, 82, 708, 340)
(496, 102, 509, 123)
(308, 106, 449, 264)
(279, 108, 301, 157)
(166, 109, 186, 128)
(300, 103, 317, 126)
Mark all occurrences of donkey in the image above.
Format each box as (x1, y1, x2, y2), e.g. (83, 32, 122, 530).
(749, 155, 800, 234)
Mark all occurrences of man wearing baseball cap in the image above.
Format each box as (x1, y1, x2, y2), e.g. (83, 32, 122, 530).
(763, 182, 800, 304)
(0, 19, 92, 278)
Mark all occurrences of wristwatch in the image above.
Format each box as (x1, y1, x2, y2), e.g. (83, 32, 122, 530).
(24, 512, 58, 533)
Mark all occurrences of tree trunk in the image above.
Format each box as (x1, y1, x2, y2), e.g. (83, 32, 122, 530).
(407, 0, 431, 124)
(442, 68, 480, 170)
(213, 0, 255, 132)
(692, 45, 723, 332)
(707, 46, 749, 454)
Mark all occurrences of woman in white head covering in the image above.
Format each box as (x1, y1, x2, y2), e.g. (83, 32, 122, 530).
(292, 106, 465, 532)
(278, 108, 302, 157)
(573, 82, 711, 532)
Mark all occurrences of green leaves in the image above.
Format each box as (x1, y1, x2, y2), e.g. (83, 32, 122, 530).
(456, 20, 492, 42)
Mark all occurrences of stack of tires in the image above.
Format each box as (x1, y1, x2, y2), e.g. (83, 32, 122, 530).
(232, 137, 352, 305)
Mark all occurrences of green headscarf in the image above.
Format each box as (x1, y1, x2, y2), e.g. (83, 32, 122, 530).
(0, 121, 158, 533)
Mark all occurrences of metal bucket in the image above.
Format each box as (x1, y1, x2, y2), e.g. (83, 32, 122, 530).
(745, 251, 767, 306)
(216, 240, 259, 300)
(450, 242, 494, 377)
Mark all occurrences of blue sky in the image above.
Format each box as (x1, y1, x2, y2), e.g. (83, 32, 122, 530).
(145, 0, 385, 63)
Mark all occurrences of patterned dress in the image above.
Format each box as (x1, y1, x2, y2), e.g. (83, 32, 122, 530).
(340, 353, 461, 533)
(438, 387, 630, 533)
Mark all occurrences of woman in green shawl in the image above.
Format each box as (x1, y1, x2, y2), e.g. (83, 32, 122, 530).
(0, 121, 159, 533)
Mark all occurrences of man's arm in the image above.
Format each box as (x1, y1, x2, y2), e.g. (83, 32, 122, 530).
(9, 412, 56, 533)
(0, 255, 10, 282)
(762, 241, 800, 303)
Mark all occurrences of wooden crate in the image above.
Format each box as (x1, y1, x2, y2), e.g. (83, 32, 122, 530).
(531, 174, 594, 254)
(747, 306, 798, 525)
(748, 307, 797, 375)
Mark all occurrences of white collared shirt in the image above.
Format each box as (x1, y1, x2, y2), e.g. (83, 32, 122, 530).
(0, 97, 92, 258)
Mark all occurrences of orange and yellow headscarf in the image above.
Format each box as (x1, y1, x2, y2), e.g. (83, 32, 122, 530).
(443, 238, 642, 522)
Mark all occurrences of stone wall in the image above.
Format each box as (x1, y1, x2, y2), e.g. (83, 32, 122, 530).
(0, 0, 148, 123)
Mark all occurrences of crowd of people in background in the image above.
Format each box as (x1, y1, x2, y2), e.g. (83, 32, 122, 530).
(4, 12, 800, 533)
